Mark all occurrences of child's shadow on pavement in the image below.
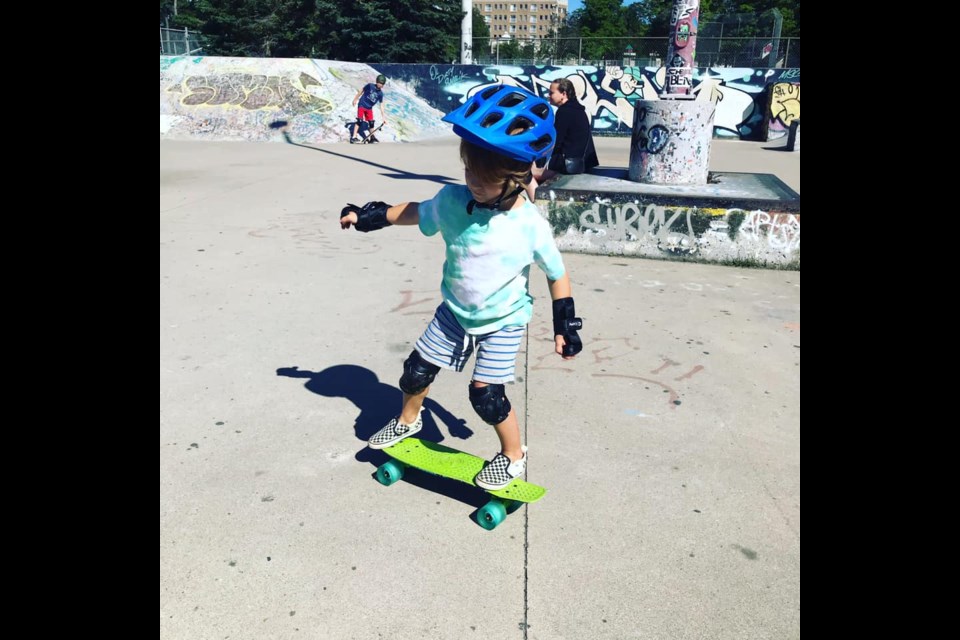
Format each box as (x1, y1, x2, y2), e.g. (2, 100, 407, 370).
(276, 364, 474, 464)
(277, 364, 488, 508)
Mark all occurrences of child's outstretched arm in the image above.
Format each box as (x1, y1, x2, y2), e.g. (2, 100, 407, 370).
(547, 272, 583, 360)
(340, 201, 420, 231)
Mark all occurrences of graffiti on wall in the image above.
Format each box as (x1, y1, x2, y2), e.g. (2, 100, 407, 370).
(160, 57, 800, 143)
(544, 200, 800, 266)
(168, 72, 334, 115)
(738, 209, 800, 253)
(764, 81, 800, 140)
(160, 57, 451, 143)
(378, 63, 800, 140)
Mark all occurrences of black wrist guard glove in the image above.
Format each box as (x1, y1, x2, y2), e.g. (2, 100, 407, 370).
(341, 201, 392, 232)
(552, 297, 583, 357)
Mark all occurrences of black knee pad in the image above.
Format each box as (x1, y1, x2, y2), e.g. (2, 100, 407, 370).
(469, 383, 512, 425)
(357, 120, 370, 135)
(399, 350, 440, 395)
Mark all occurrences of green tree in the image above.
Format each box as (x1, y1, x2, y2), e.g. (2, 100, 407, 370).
(576, 0, 624, 59)
(336, 0, 464, 62)
(623, 0, 677, 36)
(171, 0, 280, 56)
(262, 1, 325, 58)
(472, 9, 490, 59)
(393, 1, 464, 62)
(620, 3, 652, 37)
(310, 1, 344, 58)
(160, 0, 175, 26)
(494, 37, 521, 62)
(713, 1, 799, 36)
(543, 16, 582, 64)
(519, 39, 537, 63)
(626, 1, 797, 37)
(169, 0, 467, 62)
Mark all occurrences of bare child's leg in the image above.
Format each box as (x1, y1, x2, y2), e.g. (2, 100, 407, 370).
(471, 380, 527, 490)
(367, 355, 435, 449)
(472, 381, 524, 462)
(493, 407, 524, 462)
(400, 388, 429, 425)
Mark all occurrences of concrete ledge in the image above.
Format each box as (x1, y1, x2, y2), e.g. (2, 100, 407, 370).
(540, 168, 800, 213)
(534, 168, 800, 268)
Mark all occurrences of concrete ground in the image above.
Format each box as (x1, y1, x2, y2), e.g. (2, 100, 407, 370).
(160, 135, 800, 639)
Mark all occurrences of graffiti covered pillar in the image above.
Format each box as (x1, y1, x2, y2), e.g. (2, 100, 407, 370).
(629, 0, 714, 185)
(628, 101, 714, 184)
(664, 0, 698, 96)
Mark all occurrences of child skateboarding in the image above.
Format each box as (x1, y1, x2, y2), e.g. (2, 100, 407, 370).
(339, 85, 584, 490)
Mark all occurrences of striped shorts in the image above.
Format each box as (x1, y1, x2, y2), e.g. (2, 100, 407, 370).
(414, 304, 525, 384)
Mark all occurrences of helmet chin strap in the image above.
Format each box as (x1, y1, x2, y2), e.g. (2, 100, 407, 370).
(467, 183, 526, 215)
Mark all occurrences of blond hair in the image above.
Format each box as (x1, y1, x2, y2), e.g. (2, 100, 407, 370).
(459, 139, 532, 194)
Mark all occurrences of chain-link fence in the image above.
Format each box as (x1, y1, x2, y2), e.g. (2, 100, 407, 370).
(160, 27, 205, 56)
(470, 36, 799, 68)
(158, 26, 798, 68)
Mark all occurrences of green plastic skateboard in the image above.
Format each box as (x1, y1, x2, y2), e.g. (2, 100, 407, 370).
(375, 437, 546, 530)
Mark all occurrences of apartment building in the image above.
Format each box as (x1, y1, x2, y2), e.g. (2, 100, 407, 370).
(475, 2, 569, 40)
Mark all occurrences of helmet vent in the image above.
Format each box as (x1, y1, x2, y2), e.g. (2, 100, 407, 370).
(508, 116, 534, 134)
(530, 134, 554, 152)
(498, 92, 528, 108)
(465, 102, 480, 117)
(480, 86, 501, 100)
(480, 112, 505, 128)
(531, 103, 550, 119)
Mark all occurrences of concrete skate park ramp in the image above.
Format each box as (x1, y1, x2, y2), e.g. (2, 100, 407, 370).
(160, 56, 449, 144)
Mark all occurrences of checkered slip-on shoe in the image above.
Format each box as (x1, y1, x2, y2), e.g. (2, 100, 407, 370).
(475, 446, 528, 490)
(367, 414, 423, 449)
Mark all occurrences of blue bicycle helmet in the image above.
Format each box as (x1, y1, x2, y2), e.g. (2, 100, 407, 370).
(442, 85, 555, 163)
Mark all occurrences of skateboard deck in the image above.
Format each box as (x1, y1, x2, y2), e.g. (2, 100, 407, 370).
(375, 437, 546, 529)
(360, 122, 384, 143)
(345, 121, 384, 143)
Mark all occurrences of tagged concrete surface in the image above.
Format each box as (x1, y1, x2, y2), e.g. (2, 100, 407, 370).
(160, 137, 800, 639)
(161, 57, 450, 144)
(160, 57, 800, 142)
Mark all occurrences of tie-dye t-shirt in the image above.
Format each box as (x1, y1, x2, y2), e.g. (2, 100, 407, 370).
(418, 184, 567, 334)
